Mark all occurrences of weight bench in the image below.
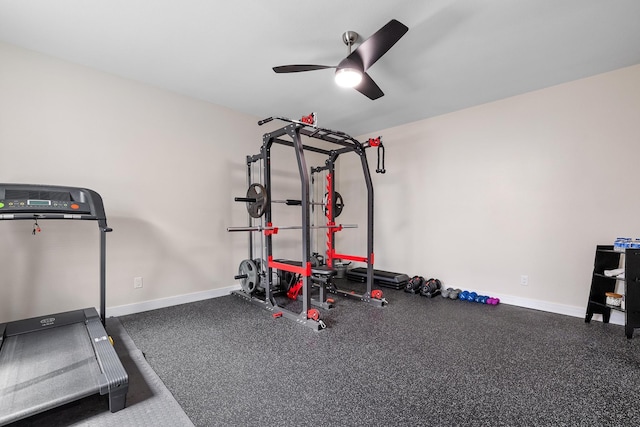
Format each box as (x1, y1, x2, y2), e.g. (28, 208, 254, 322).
(274, 260, 336, 309)
(311, 265, 336, 282)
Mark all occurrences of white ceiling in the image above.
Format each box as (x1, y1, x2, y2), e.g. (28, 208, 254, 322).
(1, 0, 639, 136)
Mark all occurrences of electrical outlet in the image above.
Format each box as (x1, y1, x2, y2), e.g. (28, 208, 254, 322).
(134, 277, 143, 289)
(520, 275, 528, 286)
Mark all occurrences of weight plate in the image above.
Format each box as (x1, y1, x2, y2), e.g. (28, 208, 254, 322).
(323, 191, 344, 218)
(246, 183, 268, 218)
(238, 259, 259, 294)
(334, 192, 344, 217)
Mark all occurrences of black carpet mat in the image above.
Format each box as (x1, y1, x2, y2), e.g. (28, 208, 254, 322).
(119, 288, 640, 426)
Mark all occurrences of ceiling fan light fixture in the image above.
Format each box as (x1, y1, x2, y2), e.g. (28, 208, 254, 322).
(335, 68, 363, 88)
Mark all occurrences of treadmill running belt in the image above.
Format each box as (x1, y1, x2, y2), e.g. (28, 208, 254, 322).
(0, 323, 101, 425)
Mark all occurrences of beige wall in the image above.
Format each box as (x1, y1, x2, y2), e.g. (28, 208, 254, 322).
(0, 42, 263, 323)
(3, 39, 639, 324)
(339, 64, 640, 317)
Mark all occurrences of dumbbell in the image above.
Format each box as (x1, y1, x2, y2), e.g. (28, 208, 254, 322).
(421, 278, 441, 297)
(405, 276, 424, 294)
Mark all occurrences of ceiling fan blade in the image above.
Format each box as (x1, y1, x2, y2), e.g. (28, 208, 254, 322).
(348, 19, 409, 71)
(273, 65, 335, 73)
(354, 72, 384, 100)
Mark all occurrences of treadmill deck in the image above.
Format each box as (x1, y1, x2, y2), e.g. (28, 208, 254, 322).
(0, 323, 101, 425)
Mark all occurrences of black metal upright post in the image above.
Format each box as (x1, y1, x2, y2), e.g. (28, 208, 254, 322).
(100, 229, 106, 326)
(287, 124, 312, 317)
(327, 159, 336, 265)
(262, 139, 275, 304)
(246, 155, 253, 260)
(358, 147, 375, 296)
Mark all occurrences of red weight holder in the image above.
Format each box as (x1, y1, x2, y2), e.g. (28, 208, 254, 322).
(287, 281, 303, 300)
(325, 173, 334, 266)
(307, 309, 320, 321)
(368, 137, 381, 147)
(330, 251, 370, 264)
(264, 222, 278, 236)
(272, 312, 283, 318)
(326, 221, 343, 233)
(269, 256, 312, 277)
(301, 113, 315, 125)
(371, 289, 384, 300)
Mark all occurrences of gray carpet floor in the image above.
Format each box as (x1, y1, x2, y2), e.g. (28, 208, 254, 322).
(118, 285, 640, 426)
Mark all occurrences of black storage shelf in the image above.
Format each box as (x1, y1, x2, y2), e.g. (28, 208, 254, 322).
(593, 272, 624, 281)
(596, 248, 621, 254)
(588, 300, 625, 313)
(585, 245, 640, 339)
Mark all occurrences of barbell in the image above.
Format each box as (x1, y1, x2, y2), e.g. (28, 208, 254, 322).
(234, 183, 344, 218)
(227, 223, 357, 233)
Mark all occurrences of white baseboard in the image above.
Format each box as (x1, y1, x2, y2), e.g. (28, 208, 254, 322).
(107, 284, 625, 326)
(492, 292, 625, 326)
(107, 284, 241, 318)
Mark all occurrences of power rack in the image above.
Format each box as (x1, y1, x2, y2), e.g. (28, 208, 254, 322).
(228, 114, 387, 330)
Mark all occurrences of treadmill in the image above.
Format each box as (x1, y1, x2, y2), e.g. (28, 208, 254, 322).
(0, 184, 128, 425)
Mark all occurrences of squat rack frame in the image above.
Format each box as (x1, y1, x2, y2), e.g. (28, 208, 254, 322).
(230, 114, 386, 331)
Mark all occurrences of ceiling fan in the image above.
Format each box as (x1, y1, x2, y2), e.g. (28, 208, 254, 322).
(273, 19, 409, 100)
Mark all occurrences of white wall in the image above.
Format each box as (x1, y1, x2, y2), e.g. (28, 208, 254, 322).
(0, 42, 262, 323)
(339, 64, 640, 319)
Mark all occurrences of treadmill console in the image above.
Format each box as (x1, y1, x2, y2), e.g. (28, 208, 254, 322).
(0, 195, 91, 214)
(0, 184, 108, 228)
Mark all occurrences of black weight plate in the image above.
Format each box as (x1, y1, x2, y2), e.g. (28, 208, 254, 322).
(323, 191, 345, 218)
(246, 183, 268, 218)
(334, 192, 344, 218)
